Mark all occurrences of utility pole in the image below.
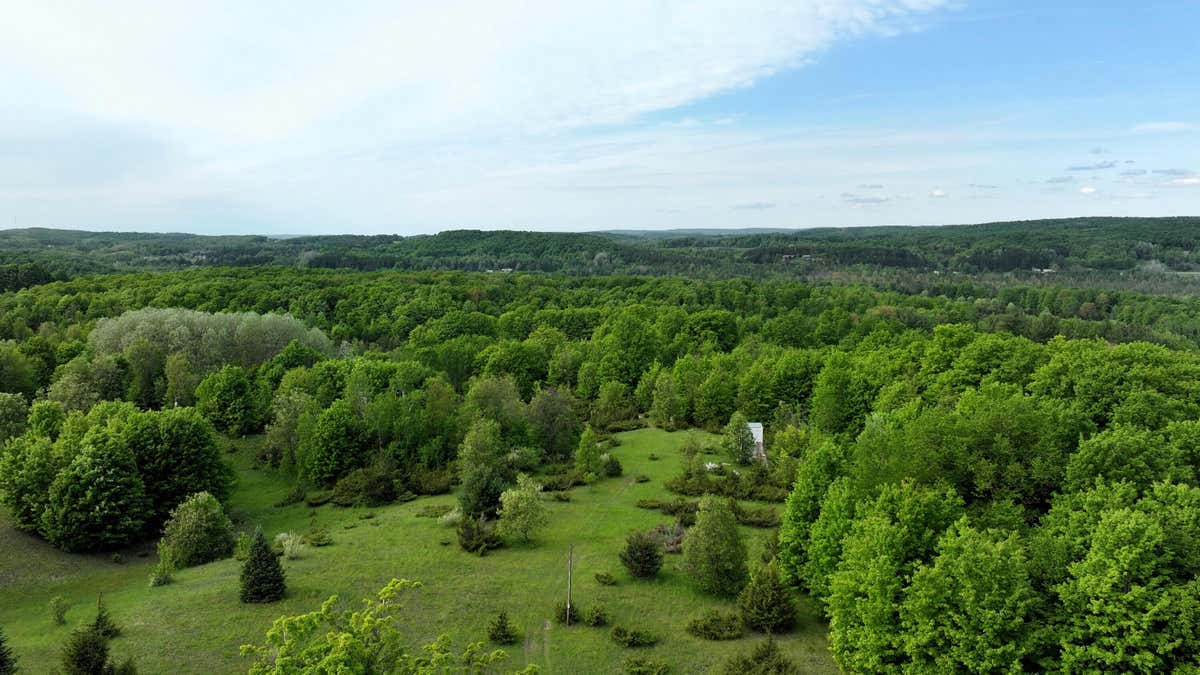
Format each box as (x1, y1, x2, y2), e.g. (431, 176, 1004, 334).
(566, 544, 574, 626)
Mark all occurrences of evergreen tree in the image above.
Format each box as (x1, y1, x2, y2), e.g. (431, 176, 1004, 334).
(739, 560, 797, 634)
(0, 624, 16, 675)
(240, 527, 286, 603)
(620, 531, 664, 579)
(722, 412, 756, 465)
(92, 596, 120, 639)
(684, 496, 749, 597)
(488, 611, 519, 645)
(574, 424, 603, 478)
(60, 627, 108, 675)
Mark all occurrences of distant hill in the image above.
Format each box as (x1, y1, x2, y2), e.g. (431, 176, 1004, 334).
(2, 217, 1199, 288)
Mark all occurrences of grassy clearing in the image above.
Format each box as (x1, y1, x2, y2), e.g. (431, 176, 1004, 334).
(0, 428, 834, 673)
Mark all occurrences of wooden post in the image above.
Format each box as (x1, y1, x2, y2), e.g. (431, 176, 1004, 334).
(566, 544, 574, 626)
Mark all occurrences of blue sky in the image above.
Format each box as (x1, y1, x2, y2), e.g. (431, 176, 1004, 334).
(1, 0, 1198, 234)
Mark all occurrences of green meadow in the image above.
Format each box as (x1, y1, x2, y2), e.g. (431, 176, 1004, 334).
(0, 428, 834, 674)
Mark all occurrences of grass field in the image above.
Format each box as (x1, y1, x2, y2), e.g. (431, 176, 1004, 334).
(0, 428, 835, 674)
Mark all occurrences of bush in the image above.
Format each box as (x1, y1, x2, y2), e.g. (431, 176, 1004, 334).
(686, 609, 744, 640)
(331, 462, 398, 507)
(584, 605, 609, 627)
(416, 504, 455, 518)
(718, 637, 798, 674)
(603, 454, 624, 478)
(233, 531, 252, 560)
(649, 522, 687, 554)
(634, 474, 651, 483)
(149, 540, 176, 587)
(595, 571, 618, 586)
(739, 561, 796, 634)
(273, 532, 304, 560)
(160, 492, 235, 568)
(623, 656, 670, 675)
(488, 610, 519, 645)
(301, 527, 333, 547)
(620, 531, 664, 578)
(554, 601, 580, 625)
(240, 527, 286, 603)
(457, 517, 501, 555)
(735, 505, 780, 528)
(50, 595, 68, 625)
(611, 626, 658, 648)
(550, 491, 572, 502)
(438, 507, 463, 528)
(409, 466, 454, 495)
(542, 472, 584, 492)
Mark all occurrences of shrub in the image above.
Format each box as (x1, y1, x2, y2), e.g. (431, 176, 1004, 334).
(739, 561, 796, 634)
(735, 506, 780, 529)
(603, 454, 624, 478)
(718, 636, 798, 674)
(240, 527, 286, 603)
(488, 611, 519, 645)
(634, 474, 651, 483)
(409, 466, 454, 495)
(686, 609, 744, 640)
(234, 531, 252, 560)
(541, 473, 584, 492)
(301, 527, 333, 547)
(584, 605, 610, 627)
(331, 462, 398, 507)
(416, 504, 455, 518)
(438, 507, 463, 528)
(273, 532, 304, 560)
(457, 517, 501, 555)
(149, 540, 176, 587)
(551, 491, 572, 502)
(160, 492, 235, 568)
(595, 571, 618, 586)
(623, 656, 670, 675)
(649, 522, 687, 554)
(60, 627, 110, 675)
(92, 596, 120, 639)
(554, 601, 580, 625)
(648, 453, 660, 461)
(620, 531, 664, 578)
(611, 626, 658, 647)
(50, 595, 68, 625)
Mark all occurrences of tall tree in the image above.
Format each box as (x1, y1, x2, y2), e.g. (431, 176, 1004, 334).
(684, 496, 749, 597)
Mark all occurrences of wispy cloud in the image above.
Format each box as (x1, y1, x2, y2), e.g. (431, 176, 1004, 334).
(1120, 169, 1148, 176)
(858, 183, 885, 189)
(1133, 121, 1199, 134)
(1045, 176, 1074, 184)
(1066, 160, 1118, 171)
(1152, 168, 1195, 176)
(1079, 186, 1097, 194)
(731, 201, 776, 210)
(1168, 177, 1200, 187)
(928, 188, 948, 198)
(841, 192, 889, 205)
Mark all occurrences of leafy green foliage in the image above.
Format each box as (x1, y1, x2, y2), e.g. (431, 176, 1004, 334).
(161, 492, 235, 568)
(685, 609, 744, 641)
(684, 496, 748, 597)
(497, 474, 548, 543)
(717, 637, 799, 675)
(240, 578, 513, 674)
(195, 365, 263, 436)
(457, 419, 513, 519)
(41, 432, 150, 552)
(722, 412, 755, 465)
(610, 626, 658, 648)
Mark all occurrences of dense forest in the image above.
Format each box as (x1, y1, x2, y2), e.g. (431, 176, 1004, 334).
(3, 222, 1200, 672)
(5, 216, 1200, 287)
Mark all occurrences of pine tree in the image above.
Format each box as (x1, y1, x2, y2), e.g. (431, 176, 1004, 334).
(92, 595, 120, 639)
(620, 531, 663, 578)
(240, 526, 286, 603)
(739, 560, 797, 634)
(0, 624, 17, 675)
(60, 627, 108, 675)
(488, 611, 518, 645)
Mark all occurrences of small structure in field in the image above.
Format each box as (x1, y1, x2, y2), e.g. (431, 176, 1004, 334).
(747, 422, 767, 465)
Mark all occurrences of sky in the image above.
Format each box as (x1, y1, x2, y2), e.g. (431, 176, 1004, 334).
(1, 0, 1198, 235)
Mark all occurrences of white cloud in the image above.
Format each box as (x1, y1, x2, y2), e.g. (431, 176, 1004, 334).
(1168, 177, 1200, 186)
(0, 1, 954, 144)
(1079, 186, 1097, 194)
(928, 188, 947, 198)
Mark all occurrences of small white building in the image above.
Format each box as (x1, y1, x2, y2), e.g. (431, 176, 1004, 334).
(747, 422, 767, 464)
